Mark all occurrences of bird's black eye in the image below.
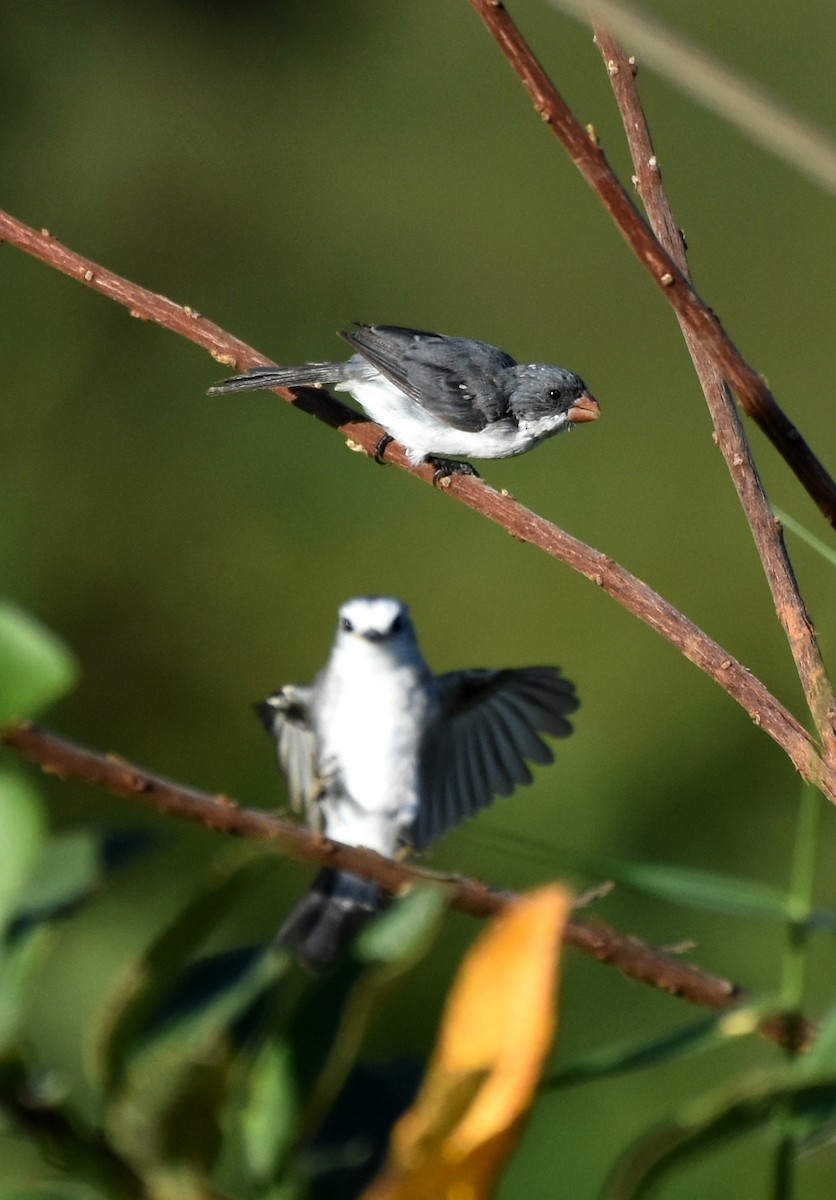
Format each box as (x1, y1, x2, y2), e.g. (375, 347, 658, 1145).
(341, 617, 353, 632)
(548, 388, 562, 400)
(390, 614, 403, 634)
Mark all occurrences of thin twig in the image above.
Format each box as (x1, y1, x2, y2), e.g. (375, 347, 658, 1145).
(454, 487, 833, 799)
(0, 214, 371, 444)
(0, 722, 812, 1050)
(467, 0, 836, 530)
(591, 29, 835, 748)
(546, 0, 836, 198)
(0, 210, 833, 802)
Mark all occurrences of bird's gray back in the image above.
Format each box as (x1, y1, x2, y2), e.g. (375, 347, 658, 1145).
(341, 323, 518, 432)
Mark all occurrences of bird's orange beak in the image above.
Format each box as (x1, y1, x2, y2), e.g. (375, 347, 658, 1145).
(567, 392, 601, 424)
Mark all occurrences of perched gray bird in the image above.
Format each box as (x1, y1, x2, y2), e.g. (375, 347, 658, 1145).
(257, 596, 579, 971)
(209, 323, 599, 476)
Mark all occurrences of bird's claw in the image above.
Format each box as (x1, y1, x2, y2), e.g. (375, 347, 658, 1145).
(428, 457, 480, 487)
(373, 434, 393, 465)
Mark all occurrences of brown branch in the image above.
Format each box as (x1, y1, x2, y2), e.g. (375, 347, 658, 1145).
(590, 29, 835, 748)
(454, 488, 833, 800)
(0, 209, 833, 801)
(0, 213, 375, 449)
(467, 0, 836, 531)
(0, 722, 811, 1051)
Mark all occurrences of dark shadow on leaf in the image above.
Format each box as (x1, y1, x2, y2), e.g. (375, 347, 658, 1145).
(6, 827, 162, 941)
(299, 1060, 424, 1200)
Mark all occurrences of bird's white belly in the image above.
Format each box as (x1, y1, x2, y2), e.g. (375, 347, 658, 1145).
(337, 375, 563, 463)
(317, 676, 427, 856)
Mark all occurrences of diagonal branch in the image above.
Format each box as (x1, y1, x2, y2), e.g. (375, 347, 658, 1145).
(547, 0, 836, 197)
(467, 0, 836, 530)
(0, 722, 812, 1051)
(590, 28, 835, 748)
(0, 213, 367, 444)
(0, 209, 833, 802)
(452, 487, 833, 800)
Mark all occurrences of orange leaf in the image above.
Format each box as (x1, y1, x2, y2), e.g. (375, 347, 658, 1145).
(362, 884, 572, 1200)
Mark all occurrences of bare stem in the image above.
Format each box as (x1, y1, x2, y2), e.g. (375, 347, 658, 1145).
(0, 209, 832, 802)
(0, 721, 812, 1050)
(467, 0, 836, 530)
(590, 28, 835, 749)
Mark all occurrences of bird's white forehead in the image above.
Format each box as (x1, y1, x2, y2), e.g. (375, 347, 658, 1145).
(338, 595, 408, 634)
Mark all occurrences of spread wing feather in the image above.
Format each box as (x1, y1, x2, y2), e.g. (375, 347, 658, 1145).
(412, 666, 578, 850)
(255, 684, 321, 825)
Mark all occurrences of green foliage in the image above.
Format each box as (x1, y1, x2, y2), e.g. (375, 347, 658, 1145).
(546, 1013, 748, 1090)
(0, 796, 450, 1200)
(0, 609, 77, 1051)
(0, 601, 78, 726)
(2, 1, 835, 1197)
(0, 769, 46, 933)
(775, 509, 836, 570)
(604, 1073, 836, 1200)
(0, 711, 449, 1199)
(4, 693, 836, 1199)
(473, 825, 833, 921)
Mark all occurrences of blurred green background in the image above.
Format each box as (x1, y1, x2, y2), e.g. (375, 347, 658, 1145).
(2, 0, 835, 1195)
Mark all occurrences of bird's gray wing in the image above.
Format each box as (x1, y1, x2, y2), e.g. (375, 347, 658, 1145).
(255, 684, 321, 824)
(412, 666, 578, 850)
(340, 324, 516, 431)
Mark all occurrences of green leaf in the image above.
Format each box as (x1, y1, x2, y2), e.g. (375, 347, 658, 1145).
(287, 886, 449, 1155)
(215, 1036, 300, 1194)
(800, 999, 836, 1077)
(597, 859, 794, 920)
(794, 1000, 836, 1149)
(544, 1015, 735, 1089)
(0, 1186, 110, 1200)
(0, 770, 50, 1053)
(774, 507, 836, 569)
(0, 926, 53, 1051)
(105, 945, 282, 1196)
(604, 1072, 836, 1199)
(11, 832, 100, 921)
(806, 910, 836, 932)
(99, 857, 289, 1192)
(471, 826, 800, 920)
(0, 601, 78, 724)
(0, 1120, 122, 1199)
(0, 828, 160, 1054)
(0, 767, 47, 930)
(235, 1038, 298, 1180)
(10, 829, 157, 933)
(102, 853, 288, 1091)
(354, 883, 451, 965)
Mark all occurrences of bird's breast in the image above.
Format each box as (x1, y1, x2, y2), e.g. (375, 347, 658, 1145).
(314, 663, 437, 852)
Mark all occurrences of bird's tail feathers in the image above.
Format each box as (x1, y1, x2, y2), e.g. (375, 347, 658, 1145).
(207, 361, 350, 395)
(278, 868, 383, 972)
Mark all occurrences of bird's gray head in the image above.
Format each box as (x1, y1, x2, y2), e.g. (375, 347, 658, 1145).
(509, 364, 600, 427)
(336, 596, 417, 647)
